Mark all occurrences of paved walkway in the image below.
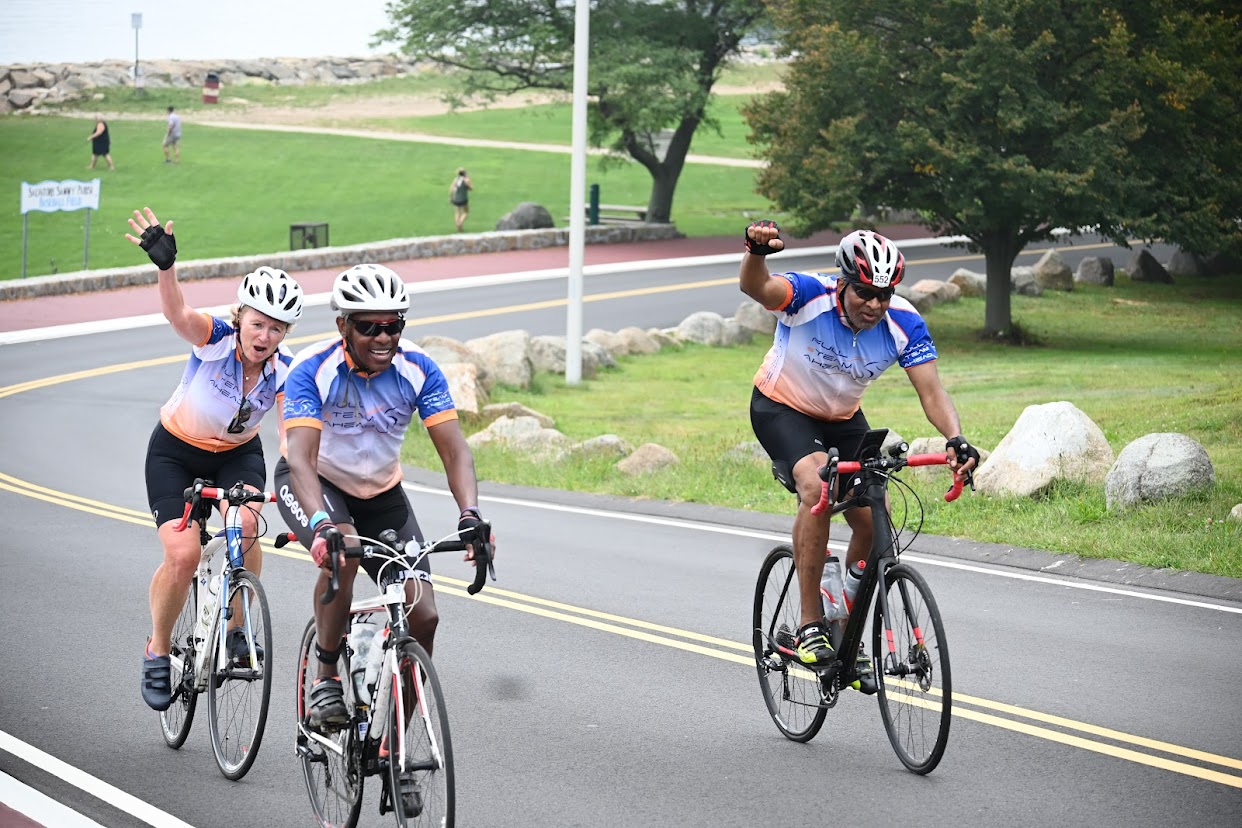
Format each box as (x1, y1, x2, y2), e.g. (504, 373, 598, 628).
(0, 225, 929, 332)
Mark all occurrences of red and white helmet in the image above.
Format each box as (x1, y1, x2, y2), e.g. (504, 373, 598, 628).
(835, 230, 905, 289)
(237, 266, 304, 323)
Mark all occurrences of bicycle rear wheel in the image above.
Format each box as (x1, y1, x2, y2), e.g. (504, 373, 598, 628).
(752, 545, 827, 742)
(160, 580, 198, 748)
(297, 618, 364, 828)
(872, 563, 951, 774)
(207, 569, 273, 780)
(386, 639, 454, 827)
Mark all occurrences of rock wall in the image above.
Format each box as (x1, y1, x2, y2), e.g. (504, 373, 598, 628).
(1, 55, 423, 114)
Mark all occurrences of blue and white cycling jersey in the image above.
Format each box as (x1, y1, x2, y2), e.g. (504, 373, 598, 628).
(160, 313, 293, 452)
(281, 337, 458, 499)
(754, 271, 938, 421)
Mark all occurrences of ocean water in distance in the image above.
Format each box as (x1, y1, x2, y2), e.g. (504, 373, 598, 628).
(1, 0, 394, 65)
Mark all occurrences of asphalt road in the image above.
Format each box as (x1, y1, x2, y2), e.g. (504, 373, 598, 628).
(2, 238, 1239, 828)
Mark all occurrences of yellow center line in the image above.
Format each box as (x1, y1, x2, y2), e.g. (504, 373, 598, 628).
(3, 471, 1238, 787)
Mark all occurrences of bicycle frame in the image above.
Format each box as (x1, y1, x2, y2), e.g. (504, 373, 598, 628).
(177, 483, 274, 690)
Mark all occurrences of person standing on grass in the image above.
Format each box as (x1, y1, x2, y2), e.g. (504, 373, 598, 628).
(163, 106, 182, 163)
(740, 219, 980, 690)
(87, 115, 115, 171)
(449, 168, 472, 232)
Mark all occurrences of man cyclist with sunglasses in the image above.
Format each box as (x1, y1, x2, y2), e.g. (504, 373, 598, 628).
(127, 206, 304, 711)
(740, 221, 980, 690)
(275, 263, 491, 732)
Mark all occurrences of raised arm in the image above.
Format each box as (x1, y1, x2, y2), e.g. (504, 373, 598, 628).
(739, 220, 791, 310)
(125, 207, 209, 346)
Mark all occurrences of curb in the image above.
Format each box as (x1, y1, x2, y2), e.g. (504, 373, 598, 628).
(2, 224, 684, 301)
(402, 467, 1242, 605)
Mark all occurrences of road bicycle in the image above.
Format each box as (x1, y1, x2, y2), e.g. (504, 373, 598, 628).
(753, 428, 970, 774)
(285, 522, 495, 828)
(160, 479, 277, 780)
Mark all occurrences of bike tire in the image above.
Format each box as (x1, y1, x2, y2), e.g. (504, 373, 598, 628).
(872, 563, 952, 774)
(297, 618, 364, 828)
(386, 639, 455, 827)
(752, 545, 828, 742)
(160, 580, 199, 748)
(207, 569, 273, 780)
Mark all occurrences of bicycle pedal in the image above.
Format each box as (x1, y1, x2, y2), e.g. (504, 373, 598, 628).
(398, 775, 424, 818)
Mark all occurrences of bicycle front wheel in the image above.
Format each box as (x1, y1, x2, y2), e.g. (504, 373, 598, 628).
(872, 563, 951, 774)
(752, 545, 827, 742)
(207, 569, 273, 780)
(297, 618, 364, 828)
(160, 580, 198, 748)
(387, 639, 454, 827)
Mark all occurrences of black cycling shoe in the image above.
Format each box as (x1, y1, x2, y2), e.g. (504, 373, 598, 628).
(306, 676, 350, 732)
(793, 621, 835, 668)
(226, 628, 264, 664)
(141, 649, 173, 711)
(849, 644, 878, 695)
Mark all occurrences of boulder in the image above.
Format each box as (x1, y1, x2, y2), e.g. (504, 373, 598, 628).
(675, 311, 726, 345)
(1032, 249, 1074, 291)
(735, 300, 777, 335)
(1075, 257, 1115, 287)
(1010, 266, 1044, 296)
(440, 362, 487, 416)
(495, 202, 554, 231)
(1128, 249, 1173, 283)
(1104, 433, 1216, 510)
(974, 401, 1113, 497)
(616, 443, 680, 476)
(947, 268, 986, 298)
(465, 330, 533, 389)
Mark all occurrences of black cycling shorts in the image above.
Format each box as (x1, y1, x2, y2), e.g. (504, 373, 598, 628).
(145, 422, 266, 527)
(273, 457, 430, 583)
(749, 387, 871, 494)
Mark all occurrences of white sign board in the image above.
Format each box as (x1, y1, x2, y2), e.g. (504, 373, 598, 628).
(20, 179, 101, 214)
(132, 13, 143, 29)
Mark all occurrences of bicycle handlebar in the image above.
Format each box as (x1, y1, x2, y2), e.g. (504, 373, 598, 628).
(810, 451, 970, 516)
(300, 522, 497, 605)
(174, 479, 277, 532)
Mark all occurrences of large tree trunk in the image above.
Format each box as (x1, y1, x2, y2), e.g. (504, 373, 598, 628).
(979, 231, 1020, 337)
(623, 117, 697, 224)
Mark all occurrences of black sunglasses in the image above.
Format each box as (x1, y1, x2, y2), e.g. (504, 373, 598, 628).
(227, 398, 253, 434)
(349, 317, 406, 337)
(852, 284, 896, 303)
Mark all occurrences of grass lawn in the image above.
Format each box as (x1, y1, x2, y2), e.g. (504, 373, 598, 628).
(401, 273, 1242, 579)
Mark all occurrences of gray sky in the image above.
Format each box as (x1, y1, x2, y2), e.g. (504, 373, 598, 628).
(1, 0, 394, 64)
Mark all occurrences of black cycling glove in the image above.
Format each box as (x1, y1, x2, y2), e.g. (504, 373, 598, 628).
(139, 224, 178, 270)
(458, 508, 484, 543)
(744, 220, 782, 256)
(946, 435, 981, 467)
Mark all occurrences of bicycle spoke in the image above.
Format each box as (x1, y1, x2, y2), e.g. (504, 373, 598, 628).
(388, 640, 454, 827)
(207, 571, 272, 780)
(160, 579, 198, 748)
(873, 564, 951, 774)
(752, 545, 828, 742)
(298, 619, 363, 828)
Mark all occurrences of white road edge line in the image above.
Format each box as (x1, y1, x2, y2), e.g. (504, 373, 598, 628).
(0, 730, 195, 828)
(0, 237, 969, 346)
(0, 771, 105, 828)
(403, 482, 1242, 616)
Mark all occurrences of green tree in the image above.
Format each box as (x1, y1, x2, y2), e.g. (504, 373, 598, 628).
(375, 0, 768, 224)
(746, 0, 1241, 337)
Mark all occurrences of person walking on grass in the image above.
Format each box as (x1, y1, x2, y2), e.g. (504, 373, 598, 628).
(449, 168, 472, 232)
(87, 115, 115, 171)
(163, 106, 182, 163)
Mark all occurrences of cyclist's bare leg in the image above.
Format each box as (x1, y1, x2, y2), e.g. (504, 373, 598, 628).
(312, 520, 361, 679)
(148, 518, 205, 655)
(403, 580, 440, 657)
(843, 508, 873, 570)
(792, 452, 831, 628)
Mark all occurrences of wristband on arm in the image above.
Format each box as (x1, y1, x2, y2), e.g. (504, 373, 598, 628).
(309, 510, 330, 530)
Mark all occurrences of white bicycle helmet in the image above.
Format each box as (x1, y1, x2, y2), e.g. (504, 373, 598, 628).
(331, 264, 410, 316)
(237, 266, 304, 323)
(835, 230, 906, 289)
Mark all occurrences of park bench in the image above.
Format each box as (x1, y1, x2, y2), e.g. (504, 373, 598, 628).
(571, 204, 649, 225)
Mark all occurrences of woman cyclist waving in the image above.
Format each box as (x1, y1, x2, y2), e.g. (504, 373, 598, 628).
(126, 206, 305, 711)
